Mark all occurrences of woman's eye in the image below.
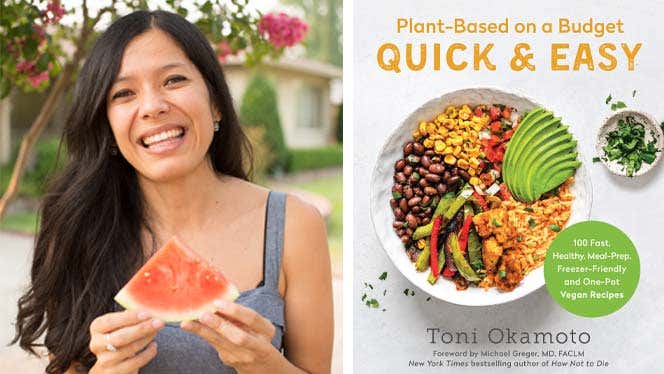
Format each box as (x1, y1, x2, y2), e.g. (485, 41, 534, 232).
(111, 90, 133, 100)
(165, 75, 187, 85)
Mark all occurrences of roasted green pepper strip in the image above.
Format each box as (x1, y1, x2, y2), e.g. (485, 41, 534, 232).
(451, 232, 481, 282)
(443, 195, 469, 221)
(467, 229, 484, 273)
(427, 239, 447, 285)
(415, 242, 430, 272)
(412, 192, 455, 240)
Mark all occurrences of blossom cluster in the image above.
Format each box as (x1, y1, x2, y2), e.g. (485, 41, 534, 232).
(258, 13, 308, 49)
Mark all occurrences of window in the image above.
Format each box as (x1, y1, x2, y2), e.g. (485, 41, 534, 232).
(297, 84, 323, 128)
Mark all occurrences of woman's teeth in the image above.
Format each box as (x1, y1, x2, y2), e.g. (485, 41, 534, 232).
(142, 128, 184, 147)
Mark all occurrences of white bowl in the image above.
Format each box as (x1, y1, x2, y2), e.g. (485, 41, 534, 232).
(370, 87, 593, 306)
(596, 109, 663, 177)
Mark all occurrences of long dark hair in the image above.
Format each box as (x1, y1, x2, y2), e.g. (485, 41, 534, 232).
(13, 10, 252, 373)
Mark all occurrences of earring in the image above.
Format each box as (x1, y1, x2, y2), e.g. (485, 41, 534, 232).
(110, 145, 118, 156)
(213, 121, 220, 132)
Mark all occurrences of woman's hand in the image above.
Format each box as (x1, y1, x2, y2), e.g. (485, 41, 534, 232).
(181, 300, 287, 374)
(88, 310, 165, 374)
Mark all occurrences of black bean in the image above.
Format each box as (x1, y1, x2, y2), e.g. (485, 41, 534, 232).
(425, 174, 441, 183)
(399, 198, 409, 212)
(428, 163, 444, 174)
(458, 170, 471, 181)
(407, 196, 422, 207)
(447, 175, 461, 185)
(395, 172, 406, 183)
(403, 142, 414, 155)
(424, 149, 435, 156)
(421, 155, 431, 168)
(436, 183, 447, 194)
(394, 208, 405, 220)
(413, 142, 425, 155)
(404, 186, 414, 199)
(418, 178, 429, 187)
(424, 186, 437, 195)
(390, 199, 397, 209)
(393, 221, 404, 228)
(395, 159, 406, 171)
(406, 214, 418, 228)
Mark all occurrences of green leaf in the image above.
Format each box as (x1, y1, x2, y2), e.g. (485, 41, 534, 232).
(0, 79, 11, 99)
(378, 272, 387, 280)
(605, 94, 612, 104)
(36, 53, 50, 71)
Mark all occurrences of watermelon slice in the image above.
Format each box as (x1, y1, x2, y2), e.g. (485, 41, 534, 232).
(114, 236, 239, 322)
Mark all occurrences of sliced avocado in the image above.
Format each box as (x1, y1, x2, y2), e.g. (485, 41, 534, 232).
(541, 161, 581, 192)
(524, 139, 577, 201)
(527, 152, 578, 200)
(511, 120, 566, 200)
(508, 117, 562, 200)
(525, 141, 576, 201)
(503, 109, 551, 180)
(503, 111, 555, 191)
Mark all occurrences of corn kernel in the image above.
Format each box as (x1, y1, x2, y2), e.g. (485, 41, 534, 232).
(434, 140, 445, 153)
(426, 122, 437, 134)
(457, 159, 469, 169)
(417, 239, 426, 249)
(468, 168, 476, 176)
(459, 107, 471, 120)
(445, 106, 458, 119)
(450, 137, 463, 146)
(453, 145, 462, 156)
(443, 146, 454, 155)
(469, 177, 481, 186)
(444, 155, 457, 165)
(423, 139, 434, 148)
(435, 114, 446, 124)
(469, 157, 480, 169)
(418, 121, 427, 133)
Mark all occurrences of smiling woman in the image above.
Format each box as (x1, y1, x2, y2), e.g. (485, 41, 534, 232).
(12, 10, 333, 374)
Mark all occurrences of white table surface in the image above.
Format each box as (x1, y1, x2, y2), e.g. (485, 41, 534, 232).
(353, 1, 664, 372)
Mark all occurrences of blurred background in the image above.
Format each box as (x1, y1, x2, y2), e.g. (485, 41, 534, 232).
(0, 0, 342, 371)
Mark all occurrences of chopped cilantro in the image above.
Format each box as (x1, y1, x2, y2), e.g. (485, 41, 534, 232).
(611, 101, 627, 111)
(491, 218, 502, 227)
(592, 157, 602, 163)
(533, 254, 540, 261)
(632, 90, 637, 98)
(524, 207, 534, 213)
(392, 191, 402, 199)
(366, 298, 380, 308)
(528, 218, 536, 228)
(410, 290, 415, 296)
(498, 269, 506, 278)
(378, 272, 387, 280)
(549, 224, 561, 232)
(403, 288, 409, 295)
(426, 297, 431, 301)
(516, 235, 523, 242)
(601, 115, 661, 176)
(383, 289, 387, 296)
(361, 293, 367, 302)
(605, 94, 612, 104)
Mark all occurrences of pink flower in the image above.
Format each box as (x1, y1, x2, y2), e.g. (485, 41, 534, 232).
(28, 71, 49, 87)
(17, 61, 36, 73)
(42, 0, 65, 24)
(216, 41, 234, 63)
(258, 13, 308, 49)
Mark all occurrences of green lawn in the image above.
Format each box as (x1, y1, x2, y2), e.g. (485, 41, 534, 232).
(287, 170, 343, 262)
(0, 211, 38, 234)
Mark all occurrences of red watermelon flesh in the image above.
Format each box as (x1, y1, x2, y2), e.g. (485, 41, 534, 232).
(114, 236, 239, 322)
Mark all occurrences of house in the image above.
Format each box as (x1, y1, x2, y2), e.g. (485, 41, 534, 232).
(222, 57, 342, 148)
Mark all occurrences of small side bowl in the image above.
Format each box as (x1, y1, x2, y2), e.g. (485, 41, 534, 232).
(596, 110, 663, 177)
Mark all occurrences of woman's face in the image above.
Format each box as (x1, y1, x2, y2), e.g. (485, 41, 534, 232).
(106, 28, 219, 182)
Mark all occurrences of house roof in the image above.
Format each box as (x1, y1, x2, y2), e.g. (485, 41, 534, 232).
(223, 56, 342, 79)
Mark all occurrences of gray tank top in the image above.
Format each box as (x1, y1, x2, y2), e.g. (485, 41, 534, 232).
(141, 191, 287, 373)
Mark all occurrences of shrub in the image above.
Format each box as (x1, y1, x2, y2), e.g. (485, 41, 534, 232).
(242, 125, 275, 183)
(335, 103, 343, 143)
(1, 136, 66, 198)
(239, 73, 289, 173)
(288, 145, 342, 172)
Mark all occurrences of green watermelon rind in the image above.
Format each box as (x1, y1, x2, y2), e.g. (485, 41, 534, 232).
(114, 285, 240, 322)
